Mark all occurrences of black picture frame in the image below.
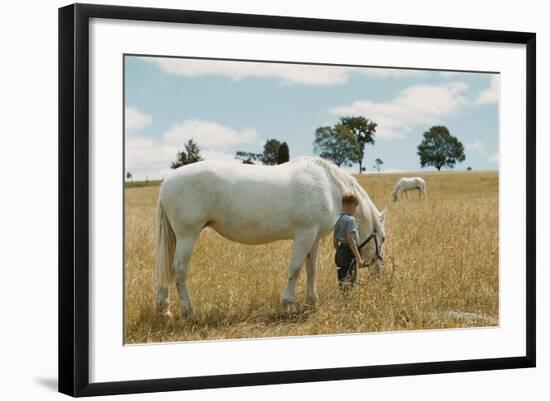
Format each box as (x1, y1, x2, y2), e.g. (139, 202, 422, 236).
(59, 3, 536, 397)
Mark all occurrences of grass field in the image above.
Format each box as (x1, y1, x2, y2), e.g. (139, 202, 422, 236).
(124, 170, 499, 344)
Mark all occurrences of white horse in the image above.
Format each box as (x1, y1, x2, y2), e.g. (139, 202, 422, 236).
(391, 177, 426, 202)
(155, 156, 387, 318)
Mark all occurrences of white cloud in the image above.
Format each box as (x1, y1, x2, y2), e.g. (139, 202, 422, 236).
(330, 82, 469, 139)
(201, 150, 243, 164)
(163, 120, 258, 148)
(125, 136, 176, 178)
(465, 140, 499, 163)
(125, 106, 152, 132)
(126, 120, 258, 179)
(144, 57, 422, 86)
(475, 75, 499, 105)
(466, 140, 487, 154)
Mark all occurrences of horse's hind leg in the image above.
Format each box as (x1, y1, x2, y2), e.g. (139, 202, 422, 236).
(305, 237, 320, 307)
(281, 228, 318, 314)
(174, 232, 199, 318)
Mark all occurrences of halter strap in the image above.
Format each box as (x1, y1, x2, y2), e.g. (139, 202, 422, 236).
(355, 231, 383, 266)
(358, 233, 376, 250)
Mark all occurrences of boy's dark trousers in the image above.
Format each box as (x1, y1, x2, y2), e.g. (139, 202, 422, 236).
(335, 243, 357, 290)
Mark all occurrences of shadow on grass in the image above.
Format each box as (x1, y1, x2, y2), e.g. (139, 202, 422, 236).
(125, 302, 320, 343)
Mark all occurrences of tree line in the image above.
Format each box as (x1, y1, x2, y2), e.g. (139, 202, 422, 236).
(166, 138, 290, 170)
(312, 117, 465, 172)
(157, 117, 466, 174)
(234, 139, 289, 165)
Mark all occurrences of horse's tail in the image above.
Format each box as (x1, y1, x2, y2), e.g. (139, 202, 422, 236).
(156, 200, 176, 288)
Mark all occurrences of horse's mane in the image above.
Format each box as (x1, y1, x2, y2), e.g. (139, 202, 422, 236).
(290, 156, 382, 231)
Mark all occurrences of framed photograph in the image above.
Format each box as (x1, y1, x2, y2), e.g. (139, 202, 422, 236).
(58, 3, 536, 397)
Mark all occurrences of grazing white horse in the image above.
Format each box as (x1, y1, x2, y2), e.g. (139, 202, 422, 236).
(391, 177, 426, 201)
(155, 156, 387, 318)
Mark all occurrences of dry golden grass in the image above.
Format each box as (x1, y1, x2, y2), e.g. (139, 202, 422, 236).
(124, 170, 498, 344)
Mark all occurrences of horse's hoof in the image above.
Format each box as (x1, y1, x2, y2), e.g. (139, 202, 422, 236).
(179, 305, 194, 319)
(156, 302, 172, 318)
(281, 300, 297, 315)
(305, 294, 319, 308)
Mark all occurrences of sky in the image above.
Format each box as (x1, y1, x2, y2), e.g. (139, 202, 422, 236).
(124, 55, 499, 180)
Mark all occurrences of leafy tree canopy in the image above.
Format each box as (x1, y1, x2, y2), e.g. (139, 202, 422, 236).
(339, 116, 377, 173)
(235, 150, 261, 164)
(235, 139, 288, 165)
(260, 138, 281, 165)
(277, 142, 290, 164)
(417, 126, 465, 171)
(373, 158, 384, 172)
(170, 139, 203, 169)
(313, 124, 360, 167)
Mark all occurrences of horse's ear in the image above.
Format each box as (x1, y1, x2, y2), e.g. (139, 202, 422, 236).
(379, 208, 387, 223)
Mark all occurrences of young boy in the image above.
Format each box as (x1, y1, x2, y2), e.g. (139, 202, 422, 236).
(333, 193, 365, 291)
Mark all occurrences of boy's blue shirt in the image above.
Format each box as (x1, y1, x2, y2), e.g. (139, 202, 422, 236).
(333, 212, 360, 246)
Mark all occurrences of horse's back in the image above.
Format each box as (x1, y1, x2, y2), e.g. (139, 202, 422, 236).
(158, 160, 336, 243)
(399, 176, 424, 184)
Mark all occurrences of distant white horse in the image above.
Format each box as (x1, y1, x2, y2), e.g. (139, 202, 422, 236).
(391, 177, 426, 201)
(155, 156, 387, 318)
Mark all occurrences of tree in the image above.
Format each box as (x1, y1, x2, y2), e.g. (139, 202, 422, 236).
(236, 139, 284, 165)
(172, 149, 188, 168)
(126, 171, 132, 182)
(170, 139, 203, 169)
(235, 150, 261, 164)
(313, 124, 360, 167)
(373, 158, 384, 172)
(339, 116, 377, 173)
(260, 138, 281, 165)
(417, 126, 465, 171)
(277, 142, 290, 164)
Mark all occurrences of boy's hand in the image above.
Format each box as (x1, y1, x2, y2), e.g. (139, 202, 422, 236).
(356, 257, 366, 268)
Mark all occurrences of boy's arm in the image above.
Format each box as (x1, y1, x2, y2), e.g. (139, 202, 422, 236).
(347, 232, 363, 261)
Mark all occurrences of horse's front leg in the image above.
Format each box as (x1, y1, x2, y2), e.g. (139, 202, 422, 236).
(174, 232, 199, 318)
(281, 228, 318, 314)
(305, 237, 320, 307)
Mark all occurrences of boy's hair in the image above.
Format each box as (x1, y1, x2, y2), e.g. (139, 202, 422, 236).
(342, 192, 359, 206)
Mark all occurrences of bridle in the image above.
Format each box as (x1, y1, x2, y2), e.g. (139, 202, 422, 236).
(354, 231, 383, 267)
